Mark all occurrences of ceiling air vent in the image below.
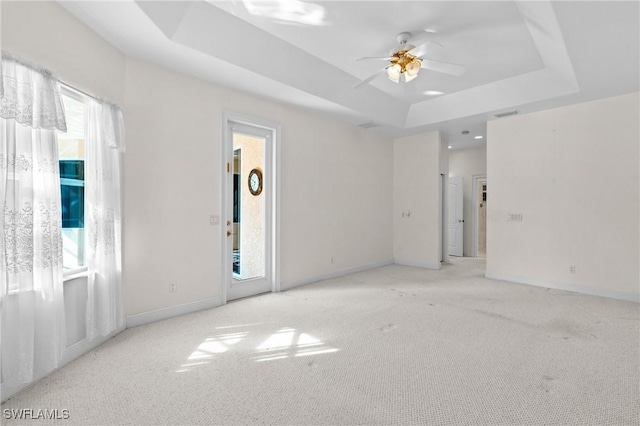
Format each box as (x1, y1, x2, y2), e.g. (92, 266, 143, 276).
(357, 121, 378, 129)
(494, 110, 519, 118)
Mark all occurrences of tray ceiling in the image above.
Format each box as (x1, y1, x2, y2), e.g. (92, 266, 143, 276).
(59, 1, 639, 149)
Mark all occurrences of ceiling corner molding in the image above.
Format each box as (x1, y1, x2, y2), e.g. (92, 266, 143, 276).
(515, 0, 578, 90)
(135, 0, 193, 40)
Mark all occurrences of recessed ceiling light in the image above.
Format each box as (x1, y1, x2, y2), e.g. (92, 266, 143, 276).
(423, 90, 445, 96)
(448, 145, 452, 149)
(474, 136, 484, 139)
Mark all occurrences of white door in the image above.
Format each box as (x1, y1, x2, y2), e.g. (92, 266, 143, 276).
(225, 121, 273, 301)
(448, 176, 464, 257)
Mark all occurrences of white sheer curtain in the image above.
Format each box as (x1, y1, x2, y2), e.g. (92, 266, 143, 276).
(85, 98, 125, 339)
(0, 52, 67, 385)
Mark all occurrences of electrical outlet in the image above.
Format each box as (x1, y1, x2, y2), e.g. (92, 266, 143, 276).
(170, 282, 178, 293)
(569, 265, 576, 274)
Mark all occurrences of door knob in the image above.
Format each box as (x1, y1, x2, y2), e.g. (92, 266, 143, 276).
(227, 231, 237, 237)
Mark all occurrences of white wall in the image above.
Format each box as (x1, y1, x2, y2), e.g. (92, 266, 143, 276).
(393, 131, 443, 269)
(279, 112, 394, 287)
(487, 92, 640, 302)
(123, 58, 394, 315)
(448, 146, 487, 256)
(0, 1, 125, 105)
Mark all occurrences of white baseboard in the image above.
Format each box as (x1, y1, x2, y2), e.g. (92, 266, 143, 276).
(2, 325, 127, 403)
(280, 259, 394, 291)
(3, 298, 222, 402)
(393, 258, 442, 270)
(62, 325, 126, 366)
(2, 381, 32, 404)
(126, 297, 222, 328)
(485, 270, 640, 303)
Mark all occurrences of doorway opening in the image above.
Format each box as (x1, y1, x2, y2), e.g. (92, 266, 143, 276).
(222, 113, 280, 303)
(472, 175, 487, 258)
(440, 173, 446, 263)
(232, 134, 266, 281)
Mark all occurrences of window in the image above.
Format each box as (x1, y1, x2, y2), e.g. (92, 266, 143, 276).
(57, 91, 87, 272)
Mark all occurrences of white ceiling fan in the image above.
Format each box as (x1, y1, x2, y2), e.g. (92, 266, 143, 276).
(353, 31, 465, 88)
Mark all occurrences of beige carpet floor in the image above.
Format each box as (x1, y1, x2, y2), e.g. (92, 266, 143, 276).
(2, 258, 639, 425)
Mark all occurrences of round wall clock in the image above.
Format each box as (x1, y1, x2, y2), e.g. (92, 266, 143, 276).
(248, 168, 263, 196)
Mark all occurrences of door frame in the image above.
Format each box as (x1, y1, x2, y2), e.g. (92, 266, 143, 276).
(440, 173, 447, 263)
(472, 175, 487, 258)
(221, 111, 281, 304)
(448, 175, 464, 257)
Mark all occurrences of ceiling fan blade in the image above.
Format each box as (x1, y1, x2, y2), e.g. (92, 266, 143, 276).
(353, 67, 387, 88)
(356, 56, 393, 61)
(408, 33, 443, 49)
(407, 42, 437, 59)
(420, 58, 465, 76)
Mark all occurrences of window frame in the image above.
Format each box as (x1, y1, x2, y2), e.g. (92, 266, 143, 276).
(59, 85, 89, 280)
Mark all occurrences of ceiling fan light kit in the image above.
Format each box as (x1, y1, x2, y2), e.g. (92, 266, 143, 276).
(355, 30, 465, 88)
(387, 49, 422, 83)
